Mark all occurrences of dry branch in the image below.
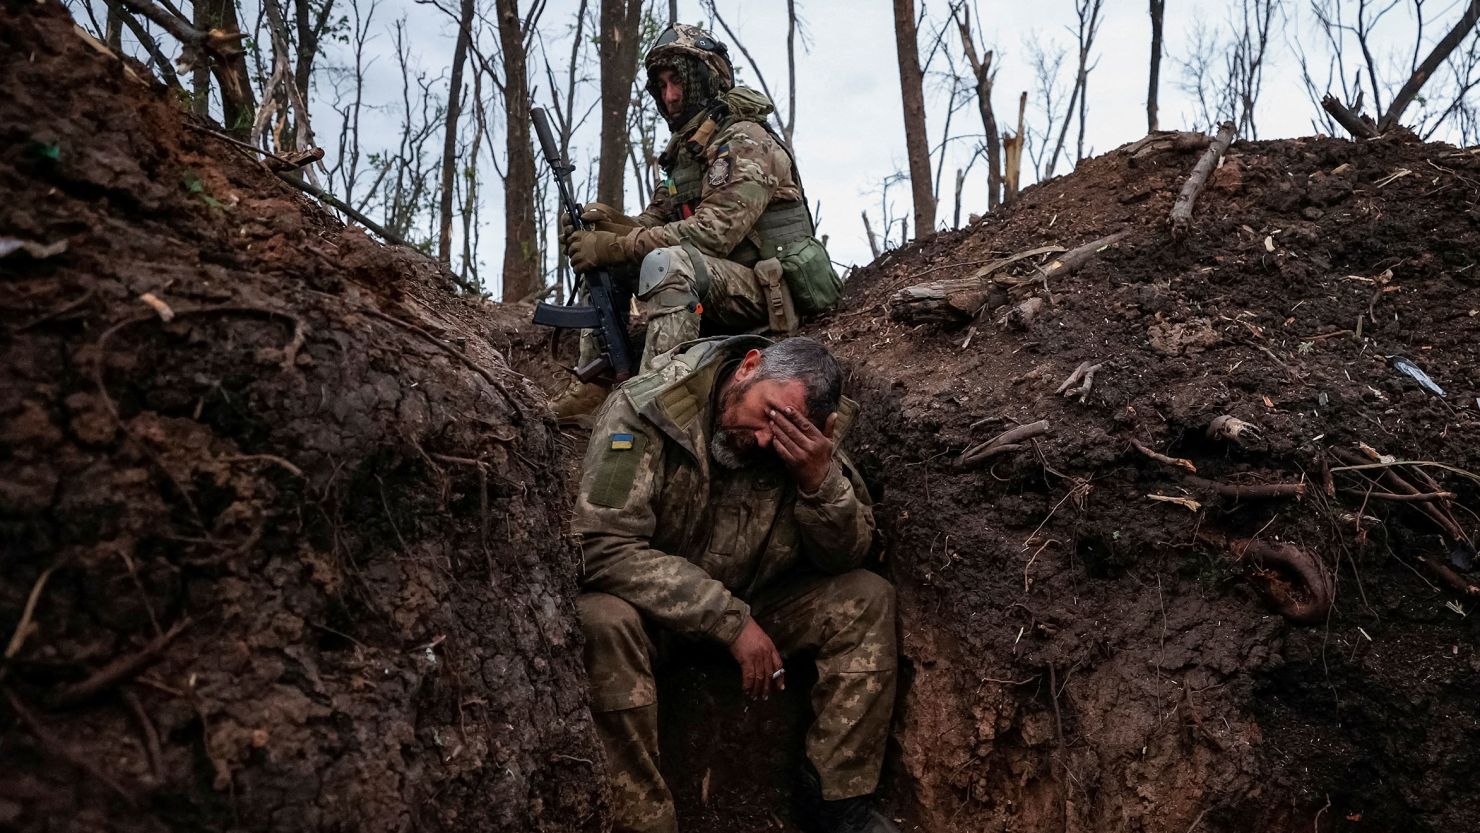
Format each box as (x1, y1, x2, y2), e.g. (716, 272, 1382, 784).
(1131, 438, 1196, 472)
(957, 420, 1049, 468)
(1186, 476, 1305, 499)
(1321, 94, 1380, 139)
(1379, 0, 1480, 132)
(1170, 121, 1235, 236)
(1037, 230, 1131, 284)
(1125, 130, 1210, 164)
(889, 244, 1064, 323)
(1055, 361, 1101, 402)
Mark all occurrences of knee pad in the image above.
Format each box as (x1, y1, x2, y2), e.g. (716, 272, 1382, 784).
(638, 247, 700, 310)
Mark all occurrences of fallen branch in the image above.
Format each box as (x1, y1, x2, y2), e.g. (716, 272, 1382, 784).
(1131, 438, 1196, 472)
(51, 618, 191, 707)
(1170, 121, 1236, 237)
(1036, 230, 1131, 286)
(1186, 476, 1305, 499)
(957, 420, 1049, 468)
(889, 244, 1064, 324)
(1413, 554, 1480, 598)
(1124, 130, 1211, 164)
(1321, 94, 1380, 139)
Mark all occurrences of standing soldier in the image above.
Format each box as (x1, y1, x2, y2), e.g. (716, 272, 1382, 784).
(573, 335, 898, 833)
(553, 23, 842, 422)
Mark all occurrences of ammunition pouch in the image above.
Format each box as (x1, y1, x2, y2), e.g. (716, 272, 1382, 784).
(749, 201, 842, 316)
(753, 258, 799, 334)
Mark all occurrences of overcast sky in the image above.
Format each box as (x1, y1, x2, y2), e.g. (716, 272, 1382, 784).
(98, 0, 1477, 293)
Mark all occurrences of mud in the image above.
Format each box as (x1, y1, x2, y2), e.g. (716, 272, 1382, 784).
(817, 131, 1480, 832)
(1, 6, 601, 832)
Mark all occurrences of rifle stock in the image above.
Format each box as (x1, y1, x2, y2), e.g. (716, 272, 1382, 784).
(530, 107, 637, 382)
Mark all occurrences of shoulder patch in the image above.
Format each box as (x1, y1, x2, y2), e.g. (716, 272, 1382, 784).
(707, 157, 732, 187)
(589, 432, 648, 508)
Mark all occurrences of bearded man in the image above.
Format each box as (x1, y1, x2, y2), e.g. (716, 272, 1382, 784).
(571, 335, 899, 833)
(553, 24, 842, 422)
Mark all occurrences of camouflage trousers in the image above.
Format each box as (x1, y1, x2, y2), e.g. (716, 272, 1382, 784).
(579, 245, 769, 373)
(578, 569, 897, 833)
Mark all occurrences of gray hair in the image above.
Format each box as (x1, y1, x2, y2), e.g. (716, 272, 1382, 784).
(752, 337, 843, 426)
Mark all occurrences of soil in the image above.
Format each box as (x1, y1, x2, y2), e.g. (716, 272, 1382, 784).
(1, 7, 602, 832)
(813, 127, 1480, 831)
(5, 4, 1480, 833)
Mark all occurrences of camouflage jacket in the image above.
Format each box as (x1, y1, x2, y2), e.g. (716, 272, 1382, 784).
(627, 88, 808, 267)
(572, 336, 876, 645)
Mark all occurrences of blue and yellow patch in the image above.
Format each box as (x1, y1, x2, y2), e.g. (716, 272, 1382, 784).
(609, 432, 635, 450)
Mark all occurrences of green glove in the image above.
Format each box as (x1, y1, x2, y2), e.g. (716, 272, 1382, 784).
(560, 202, 639, 247)
(567, 229, 635, 273)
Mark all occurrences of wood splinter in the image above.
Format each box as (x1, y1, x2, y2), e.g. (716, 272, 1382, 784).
(1055, 361, 1102, 402)
(957, 419, 1049, 468)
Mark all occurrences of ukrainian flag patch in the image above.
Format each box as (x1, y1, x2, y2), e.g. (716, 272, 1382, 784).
(609, 433, 635, 450)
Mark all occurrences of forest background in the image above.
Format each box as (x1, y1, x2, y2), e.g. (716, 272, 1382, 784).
(76, 0, 1480, 299)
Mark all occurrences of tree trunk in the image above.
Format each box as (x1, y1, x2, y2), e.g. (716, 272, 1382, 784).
(438, 0, 475, 266)
(1148, 0, 1165, 132)
(496, 0, 540, 301)
(1003, 91, 1026, 204)
(892, 0, 935, 236)
(597, 0, 643, 211)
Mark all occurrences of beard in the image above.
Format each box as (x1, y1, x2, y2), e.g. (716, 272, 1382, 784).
(711, 378, 763, 470)
(710, 426, 758, 470)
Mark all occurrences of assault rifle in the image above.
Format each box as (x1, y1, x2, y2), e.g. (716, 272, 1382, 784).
(530, 107, 637, 383)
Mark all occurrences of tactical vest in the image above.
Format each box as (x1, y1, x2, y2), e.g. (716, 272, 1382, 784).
(662, 117, 814, 268)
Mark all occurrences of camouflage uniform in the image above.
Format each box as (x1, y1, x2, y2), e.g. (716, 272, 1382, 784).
(573, 336, 897, 833)
(571, 24, 827, 374)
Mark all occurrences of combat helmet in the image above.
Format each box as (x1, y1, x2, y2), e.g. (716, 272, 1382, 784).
(645, 23, 734, 122)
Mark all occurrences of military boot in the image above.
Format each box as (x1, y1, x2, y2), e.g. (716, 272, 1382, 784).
(549, 379, 610, 426)
(816, 797, 899, 833)
(797, 763, 899, 833)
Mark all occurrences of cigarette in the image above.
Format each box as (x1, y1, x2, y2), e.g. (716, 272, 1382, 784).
(771, 669, 786, 679)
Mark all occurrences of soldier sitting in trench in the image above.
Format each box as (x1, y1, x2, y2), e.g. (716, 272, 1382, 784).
(553, 23, 842, 423)
(572, 335, 899, 833)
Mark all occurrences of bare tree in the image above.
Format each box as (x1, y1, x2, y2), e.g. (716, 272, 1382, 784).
(1025, 37, 1066, 181)
(953, 4, 1002, 209)
(115, 0, 257, 131)
(598, 0, 642, 210)
(437, 0, 476, 265)
(1148, 0, 1166, 131)
(893, 0, 936, 236)
(494, 0, 542, 301)
(1045, 0, 1104, 178)
(1299, 0, 1480, 139)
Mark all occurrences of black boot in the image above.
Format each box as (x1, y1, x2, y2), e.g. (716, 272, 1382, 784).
(796, 763, 899, 833)
(817, 795, 900, 833)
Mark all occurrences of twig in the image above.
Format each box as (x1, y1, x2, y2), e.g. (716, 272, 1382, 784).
(121, 688, 164, 783)
(184, 121, 297, 167)
(1338, 489, 1456, 502)
(1170, 121, 1236, 236)
(1054, 361, 1102, 402)
(1130, 438, 1196, 472)
(52, 618, 191, 707)
(3, 559, 67, 664)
